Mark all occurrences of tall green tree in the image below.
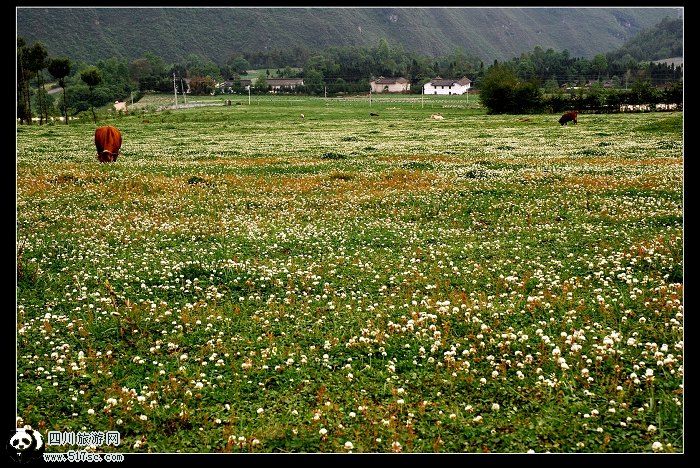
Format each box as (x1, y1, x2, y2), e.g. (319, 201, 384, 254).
(25, 42, 49, 124)
(227, 55, 250, 75)
(479, 63, 518, 114)
(80, 66, 102, 123)
(254, 72, 268, 93)
(17, 37, 32, 124)
(302, 69, 324, 95)
(48, 57, 71, 124)
(592, 54, 608, 81)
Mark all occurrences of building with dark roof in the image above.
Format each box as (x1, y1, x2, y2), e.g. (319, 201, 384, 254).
(370, 76, 411, 93)
(423, 76, 472, 95)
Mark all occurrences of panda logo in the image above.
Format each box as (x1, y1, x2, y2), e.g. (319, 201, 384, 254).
(7, 428, 44, 463)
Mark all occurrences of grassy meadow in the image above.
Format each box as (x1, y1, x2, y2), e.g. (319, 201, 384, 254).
(16, 94, 683, 453)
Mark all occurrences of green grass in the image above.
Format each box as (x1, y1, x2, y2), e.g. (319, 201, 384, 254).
(239, 68, 303, 81)
(16, 94, 683, 453)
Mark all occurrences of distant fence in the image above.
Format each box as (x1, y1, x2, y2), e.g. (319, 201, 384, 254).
(574, 102, 683, 114)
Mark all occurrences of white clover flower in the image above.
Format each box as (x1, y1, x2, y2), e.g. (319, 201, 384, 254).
(492, 403, 500, 411)
(647, 425, 657, 433)
(344, 441, 353, 450)
(257, 408, 264, 414)
(140, 415, 148, 421)
(87, 409, 95, 415)
(319, 428, 327, 436)
(652, 441, 663, 452)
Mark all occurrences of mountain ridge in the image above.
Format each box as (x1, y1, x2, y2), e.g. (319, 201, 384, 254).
(17, 7, 681, 64)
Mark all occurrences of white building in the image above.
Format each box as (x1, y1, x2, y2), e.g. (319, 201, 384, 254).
(370, 77, 411, 93)
(423, 76, 472, 95)
(266, 78, 304, 93)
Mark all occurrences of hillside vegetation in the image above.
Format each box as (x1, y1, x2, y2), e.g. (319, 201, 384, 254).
(607, 17, 682, 63)
(17, 7, 679, 64)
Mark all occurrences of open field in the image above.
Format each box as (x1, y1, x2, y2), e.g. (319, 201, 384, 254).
(239, 68, 304, 81)
(16, 95, 683, 453)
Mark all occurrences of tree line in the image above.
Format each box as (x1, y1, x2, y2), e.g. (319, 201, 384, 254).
(17, 38, 133, 124)
(480, 62, 682, 115)
(17, 35, 682, 123)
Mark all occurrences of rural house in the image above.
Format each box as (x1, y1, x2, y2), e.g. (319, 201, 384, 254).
(217, 79, 254, 92)
(266, 78, 304, 92)
(370, 77, 411, 93)
(423, 76, 471, 95)
(216, 80, 237, 94)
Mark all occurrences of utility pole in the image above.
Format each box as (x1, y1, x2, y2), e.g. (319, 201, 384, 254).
(421, 85, 424, 108)
(180, 77, 187, 105)
(369, 86, 372, 107)
(248, 85, 251, 105)
(324, 85, 327, 98)
(173, 73, 178, 108)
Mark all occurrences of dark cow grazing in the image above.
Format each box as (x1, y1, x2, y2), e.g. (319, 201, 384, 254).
(559, 111, 578, 126)
(370, 112, 379, 116)
(94, 126, 122, 163)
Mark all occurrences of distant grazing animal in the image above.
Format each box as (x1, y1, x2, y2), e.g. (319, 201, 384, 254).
(300, 113, 305, 119)
(370, 112, 379, 116)
(559, 111, 578, 125)
(94, 126, 122, 163)
(430, 114, 444, 120)
(113, 100, 127, 113)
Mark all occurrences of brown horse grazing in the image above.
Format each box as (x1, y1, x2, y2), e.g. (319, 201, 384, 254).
(94, 126, 122, 162)
(559, 111, 578, 126)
